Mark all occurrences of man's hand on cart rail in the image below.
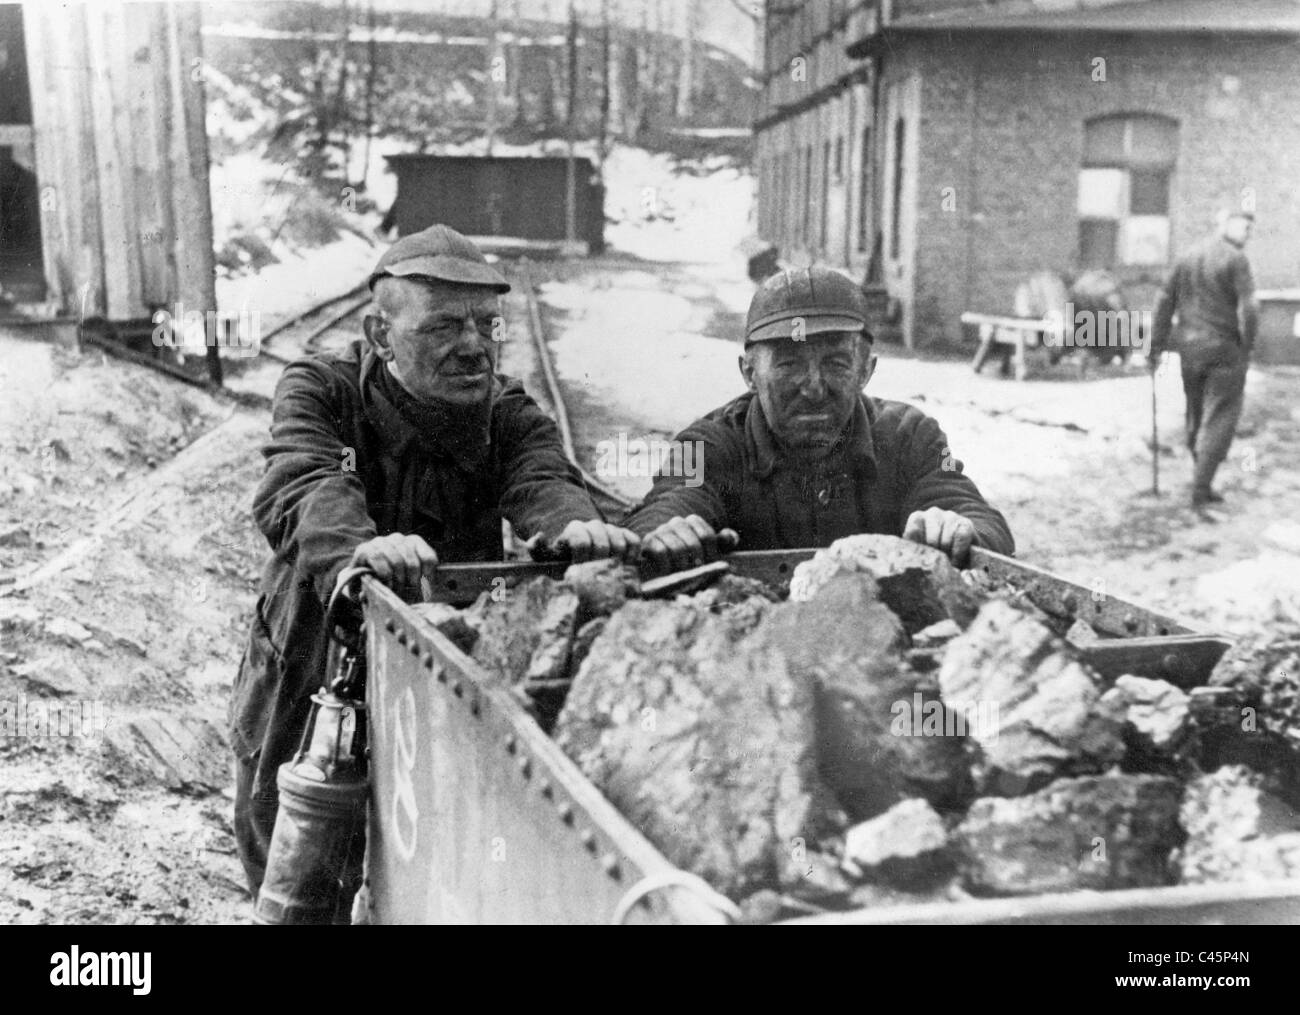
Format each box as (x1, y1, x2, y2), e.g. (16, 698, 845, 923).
(640, 515, 740, 572)
(902, 507, 977, 565)
(346, 533, 440, 602)
(551, 520, 642, 564)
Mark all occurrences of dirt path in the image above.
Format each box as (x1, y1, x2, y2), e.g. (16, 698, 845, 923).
(1, 332, 264, 924)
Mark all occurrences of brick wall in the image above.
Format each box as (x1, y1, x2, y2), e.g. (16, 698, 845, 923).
(899, 31, 1300, 349)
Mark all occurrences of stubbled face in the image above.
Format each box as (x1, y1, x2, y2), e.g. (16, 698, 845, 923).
(740, 332, 875, 459)
(1223, 215, 1254, 247)
(364, 277, 503, 406)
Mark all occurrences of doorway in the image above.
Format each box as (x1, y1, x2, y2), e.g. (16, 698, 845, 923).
(0, 4, 44, 305)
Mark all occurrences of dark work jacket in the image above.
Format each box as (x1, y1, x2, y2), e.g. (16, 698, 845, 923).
(1151, 236, 1256, 353)
(624, 392, 1015, 556)
(229, 340, 602, 802)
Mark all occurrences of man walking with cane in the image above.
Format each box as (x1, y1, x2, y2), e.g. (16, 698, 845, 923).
(1150, 209, 1259, 510)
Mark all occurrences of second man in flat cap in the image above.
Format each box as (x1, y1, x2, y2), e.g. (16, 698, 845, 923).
(625, 266, 1014, 568)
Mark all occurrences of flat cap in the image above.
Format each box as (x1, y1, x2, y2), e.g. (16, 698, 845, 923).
(369, 223, 511, 292)
(745, 266, 870, 344)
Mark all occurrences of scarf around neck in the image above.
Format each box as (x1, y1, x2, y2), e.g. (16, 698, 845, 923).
(369, 356, 498, 471)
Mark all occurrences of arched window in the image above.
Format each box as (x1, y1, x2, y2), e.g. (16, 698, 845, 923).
(1077, 114, 1178, 269)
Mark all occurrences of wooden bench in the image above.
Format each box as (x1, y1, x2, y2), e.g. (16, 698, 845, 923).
(963, 312, 1056, 381)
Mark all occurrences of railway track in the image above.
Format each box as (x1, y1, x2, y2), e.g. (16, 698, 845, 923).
(219, 284, 373, 403)
(254, 282, 373, 364)
(510, 259, 635, 517)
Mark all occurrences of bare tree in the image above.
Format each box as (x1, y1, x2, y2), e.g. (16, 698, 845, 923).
(604, 0, 623, 149)
(675, 0, 698, 122)
(598, 0, 613, 169)
(484, 0, 501, 153)
(626, 0, 651, 140)
(359, 0, 378, 189)
(331, 0, 352, 180)
(509, 0, 525, 128)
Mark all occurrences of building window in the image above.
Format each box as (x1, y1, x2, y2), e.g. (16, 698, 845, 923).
(1078, 113, 1178, 269)
(833, 135, 844, 182)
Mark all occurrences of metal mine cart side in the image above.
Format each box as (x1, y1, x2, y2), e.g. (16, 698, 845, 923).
(357, 549, 1300, 925)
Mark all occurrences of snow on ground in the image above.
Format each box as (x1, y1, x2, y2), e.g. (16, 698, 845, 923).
(541, 269, 746, 433)
(602, 146, 755, 265)
(215, 231, 378, 320)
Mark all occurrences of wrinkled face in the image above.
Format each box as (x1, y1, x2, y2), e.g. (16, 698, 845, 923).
(1223, 215, 1254, 247)
(740, 331, 875, 457)
(364, 276, 503, 406)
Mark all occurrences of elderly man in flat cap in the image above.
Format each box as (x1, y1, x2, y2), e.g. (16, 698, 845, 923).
(626, 266, 1014, 569)
(229, 224, 639, 894)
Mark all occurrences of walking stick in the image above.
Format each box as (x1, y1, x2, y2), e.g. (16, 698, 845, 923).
(1149, 366, 1160, 496)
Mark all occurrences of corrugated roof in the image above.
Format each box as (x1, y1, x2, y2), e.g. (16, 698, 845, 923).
(847, 0, 1300, 56)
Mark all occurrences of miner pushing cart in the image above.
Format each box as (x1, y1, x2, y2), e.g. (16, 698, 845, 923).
(234, 230, 1299, 925)
(250, 540, 1300, 926)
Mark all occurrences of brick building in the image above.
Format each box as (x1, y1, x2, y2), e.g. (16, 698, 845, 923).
(754, 0, 1300, 351)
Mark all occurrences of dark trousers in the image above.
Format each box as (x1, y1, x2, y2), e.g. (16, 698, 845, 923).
(1179, 340, 1247, 496)
(233, 752, 279, 896)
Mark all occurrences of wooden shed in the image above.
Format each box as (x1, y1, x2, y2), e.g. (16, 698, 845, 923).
(2, 1, 215, 336)
(384, 154, 605, 254)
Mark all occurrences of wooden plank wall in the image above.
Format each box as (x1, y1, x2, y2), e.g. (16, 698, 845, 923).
(22, 1, 215, 323)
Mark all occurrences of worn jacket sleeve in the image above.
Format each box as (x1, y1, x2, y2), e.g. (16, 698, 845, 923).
(253, 361, 378, 606)
(897, 411, 1015, 555)
(1231, 251, 1259, 350)
(622, 421, 740, 537)
(1150, 263, 1180, 356)
(495, 382, 603, 541)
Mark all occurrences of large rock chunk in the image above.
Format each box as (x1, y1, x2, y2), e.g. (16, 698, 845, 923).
(681, 574, 778, 634)
(554, 599, 830, 898)
(568, 616, 609, 674)
(1178, 765, 1300, 883)
(759, 573, 971, 818)
(465, 576, 579, 686)
(410, 602, 479, 655)
(938, 599, 1125, 795)
(1195, 665, 1300, 808)
(1100, 674, 1192, 755)
(1210, 634, 1300, 749)
(562, 560, 639, 623)
(957, 774, 1184, 896)
(464, 577, 580, 729)
(789, 534, 981, 632)
(844, 798, 953, 887)
(685, 573, 781, 612)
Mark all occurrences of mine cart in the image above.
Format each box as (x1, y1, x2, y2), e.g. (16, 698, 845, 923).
(355, 549, 1300, 925)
